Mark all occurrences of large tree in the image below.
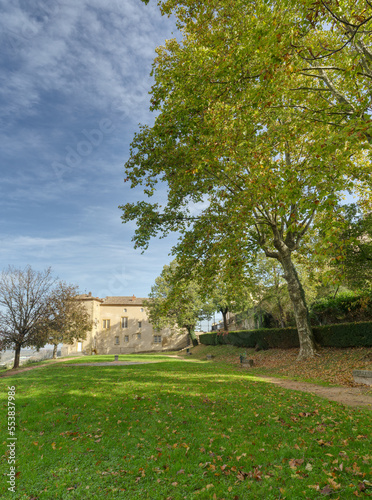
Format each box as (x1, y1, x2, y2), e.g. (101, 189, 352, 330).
(145, 261, 212, 345)
(0, 266, 57, 369)
(41, 282, 92, 359)
(121, 0, 370, 359)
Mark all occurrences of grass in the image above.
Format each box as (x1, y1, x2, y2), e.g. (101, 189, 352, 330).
(0, 354, 371, 499)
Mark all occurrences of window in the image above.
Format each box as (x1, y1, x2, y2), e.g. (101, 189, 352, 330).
(102, 319, 110, 329)
(124, 335, 129, 343)
(123, 308, 127, 312)
(140, 308, 144, 312)
(137, 333, 141, 340)
(154, 335, 162, 344)
(115, 336, 119, 345)
(138, 321, 142, 329)
(121, 317, 128, 328)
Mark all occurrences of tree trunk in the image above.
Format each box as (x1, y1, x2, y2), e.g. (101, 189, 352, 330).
(220, 307, 229, 331)
(187, 326, 198, 346)
(52, 343, 58, 359)
(278, 249, 318, 359)
(277, 298, 286, 328)
(13, 344, 21, 369)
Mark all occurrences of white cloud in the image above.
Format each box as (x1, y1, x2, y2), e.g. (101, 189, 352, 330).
(0, 0, 175, 123)
(0, 0, 180, 302)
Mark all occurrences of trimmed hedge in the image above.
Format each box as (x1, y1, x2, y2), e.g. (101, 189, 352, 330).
(314, 321, 372, 348)
(199, 321, 372, 349)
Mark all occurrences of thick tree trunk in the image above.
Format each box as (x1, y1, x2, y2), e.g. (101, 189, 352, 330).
(187, 326, 198, 346)
(13, 344, 21, 369)
(52, 344, 58, 359)
(278, 249, 318, 360)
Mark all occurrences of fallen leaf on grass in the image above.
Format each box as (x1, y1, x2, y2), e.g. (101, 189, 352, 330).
(289, 458, 304, 468)
(308, 484, 320, 490)
(328, 478, 341, 490)
(320, 485, 334, 495)
(358, 482, 367, 492)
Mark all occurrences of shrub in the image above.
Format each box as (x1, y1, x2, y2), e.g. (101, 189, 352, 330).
(313, 321, 372, 347)
(199, 333, 217, 345)
(199, 322, 372, 349)
(310, 291, 372, 325)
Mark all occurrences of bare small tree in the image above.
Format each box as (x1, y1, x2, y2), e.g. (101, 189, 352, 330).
(0, 266, 57, 369)
(43, 282, 92, 358)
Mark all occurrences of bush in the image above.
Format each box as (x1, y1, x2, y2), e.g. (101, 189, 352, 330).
(199, 333, 217, 345)
(310, 291, 372, 325)
(313, 321, 372, 347)
(199, 322, 372, 349)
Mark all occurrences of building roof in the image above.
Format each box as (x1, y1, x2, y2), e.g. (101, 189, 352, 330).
(75, 293, 146, 306)
(76, 293, 103, 302)
(101, 295, 145, 306)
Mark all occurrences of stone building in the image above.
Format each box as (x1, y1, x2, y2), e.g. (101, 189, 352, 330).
(61, 293, 188, 355)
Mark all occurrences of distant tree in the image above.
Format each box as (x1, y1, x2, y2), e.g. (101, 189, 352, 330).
(145, 261, 211, 346)
(248, 255, 291, 328)
(42, 282, 92, 358)
(0, 266, 57, 369)
(201, 269, 252, 331)
(332, 205, 372, 291)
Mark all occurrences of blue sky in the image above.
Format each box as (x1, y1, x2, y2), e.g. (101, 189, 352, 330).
(0, 0, 183, 300)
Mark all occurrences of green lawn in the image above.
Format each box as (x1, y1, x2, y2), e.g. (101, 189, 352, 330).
(1, 356, 371, 499)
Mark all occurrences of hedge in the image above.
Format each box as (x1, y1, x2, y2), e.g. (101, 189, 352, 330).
(310, 291, 372, 325)
(199, 321, 372, 349)
(314, 321, 372, 347)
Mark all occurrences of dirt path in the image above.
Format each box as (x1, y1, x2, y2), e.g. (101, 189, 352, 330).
(0, 356, 84, 377)
(255, 375, 372, 409)
(1, 358, 371, 409)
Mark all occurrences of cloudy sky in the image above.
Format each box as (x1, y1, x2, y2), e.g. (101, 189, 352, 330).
(0, 0, 184, 300)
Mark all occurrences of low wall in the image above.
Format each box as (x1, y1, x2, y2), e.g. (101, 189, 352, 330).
(353, 370, 372, 386)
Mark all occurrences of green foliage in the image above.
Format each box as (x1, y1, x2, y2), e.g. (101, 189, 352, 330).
(331, 206, 372, 290)
(200, 321, 372, 349)
(120, 0, 372, 359)
(145, 260, 212, 344)
(314, 321, 372, 348)
(42, 282, 92, 356)
(199, 332, 218, 345)
(310, 291, 372, 325)
(200, 328, 299, 349)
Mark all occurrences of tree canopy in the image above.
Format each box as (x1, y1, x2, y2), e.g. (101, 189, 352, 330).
(145, 260, 212, 345)
(0, 266, 57, 368)
(41, 282, 92, 359)
(120, 0, 371, 359)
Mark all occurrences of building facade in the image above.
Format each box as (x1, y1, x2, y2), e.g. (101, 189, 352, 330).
(61, 293, 188, 356)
